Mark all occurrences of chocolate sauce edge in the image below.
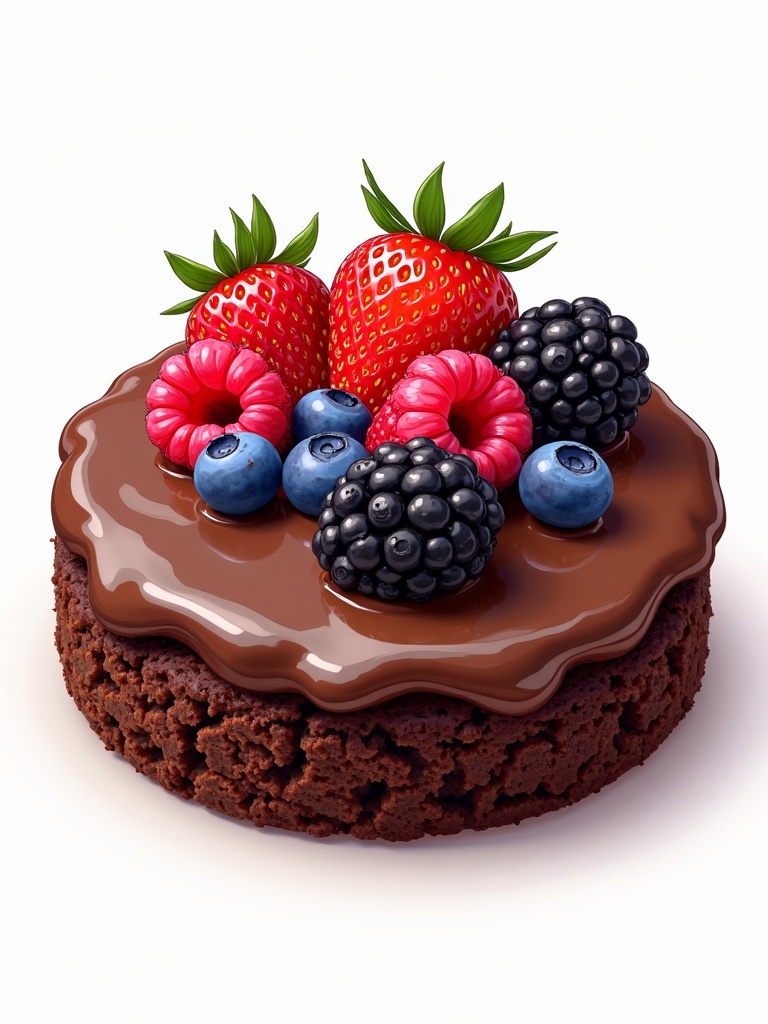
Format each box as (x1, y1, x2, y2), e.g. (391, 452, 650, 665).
(51, 346, 725, 716)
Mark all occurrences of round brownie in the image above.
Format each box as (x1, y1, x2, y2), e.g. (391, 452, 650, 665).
(54, 538, 712, 842)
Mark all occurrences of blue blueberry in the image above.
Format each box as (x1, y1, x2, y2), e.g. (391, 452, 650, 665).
(292, 388, 373, 445)
(518, 441, 613, 529)
(283, 432, 369, 516)
(193, 432, 282, 515)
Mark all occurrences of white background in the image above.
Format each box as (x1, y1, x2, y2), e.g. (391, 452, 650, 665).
(2, 2, 766, 1022)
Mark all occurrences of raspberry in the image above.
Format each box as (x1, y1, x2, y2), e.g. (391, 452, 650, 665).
(364, 350, 532, 490)
(146, 339, 292, 469)
(311, 439, 505, 603)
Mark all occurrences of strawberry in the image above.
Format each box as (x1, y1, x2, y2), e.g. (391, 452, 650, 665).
(162, 195, 330, 404)
(328, 162, 557, 415)
(365, 349, 532, 489)
(146, 339, 292, 469)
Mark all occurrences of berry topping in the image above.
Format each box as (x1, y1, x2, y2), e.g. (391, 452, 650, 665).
(311, 440, 505, 602)
(328, 161, 557, 414)
(146, 339, 292, 469)
(162, 194, 330, 402)
(518, 441, 613, 529)
(193, 432, 282, 515)
(291, 387, 373, 445)
(488, 298, 651, 451)
(365, 349, 532, 489)
(282, 433, 369, 516)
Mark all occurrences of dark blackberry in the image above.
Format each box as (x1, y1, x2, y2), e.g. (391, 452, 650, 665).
(487, 297, 652, 450)
(311, 441, 505, 603)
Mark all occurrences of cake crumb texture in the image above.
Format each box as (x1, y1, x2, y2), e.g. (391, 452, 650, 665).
(53, 539, 711, 842)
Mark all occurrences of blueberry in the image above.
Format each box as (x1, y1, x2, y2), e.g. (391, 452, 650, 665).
(518, 441, 613, 529)
(282, 432, 369, 516)
(291, 388, 373, 444)
(193, 432, 282, 515)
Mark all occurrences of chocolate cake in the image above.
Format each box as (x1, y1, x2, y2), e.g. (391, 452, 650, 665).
(51, 346, 724, 840)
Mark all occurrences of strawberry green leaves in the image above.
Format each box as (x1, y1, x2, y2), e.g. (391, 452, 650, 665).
(163, 253, 224, 294)
(472, 230, 558, 269)
(251, 194, 277, 264)
(162, 196, 320, 315)
(273, 213, 319, 266)
(231, 208, 255, 269)
(413, 162, 446, 239)
(362, 160, 415, 234)
(360, 160, 557, 272)
(442, 183, 505, 252)
(160, 295, 205, 316)
(212, 231, 239, 277)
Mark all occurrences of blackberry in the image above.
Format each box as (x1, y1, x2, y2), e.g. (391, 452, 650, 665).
(488, 297, 651, 451)
(311, 440, 505, 603)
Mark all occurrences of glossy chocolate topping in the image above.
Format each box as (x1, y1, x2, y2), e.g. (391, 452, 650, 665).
(52, 345, 725, 715)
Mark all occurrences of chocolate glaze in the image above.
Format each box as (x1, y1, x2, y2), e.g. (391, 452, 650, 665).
(51, 345, 725, 715)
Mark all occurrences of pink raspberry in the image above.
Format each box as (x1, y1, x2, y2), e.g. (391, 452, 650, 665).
(365, 349, 532, 489)
(146, 339, 292, 469)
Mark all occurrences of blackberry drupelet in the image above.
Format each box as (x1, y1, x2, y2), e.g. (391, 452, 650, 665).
(311, 439, 505, 602)
(487, 298, 651, 450)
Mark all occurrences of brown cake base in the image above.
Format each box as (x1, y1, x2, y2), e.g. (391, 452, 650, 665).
(53, 538, 712, 842)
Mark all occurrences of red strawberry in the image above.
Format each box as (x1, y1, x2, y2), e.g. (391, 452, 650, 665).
(365, 349, 532, 489)
(162, 195, 330, 404)
(146, 339, 292, 469)
(328, 162, 556, 414)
